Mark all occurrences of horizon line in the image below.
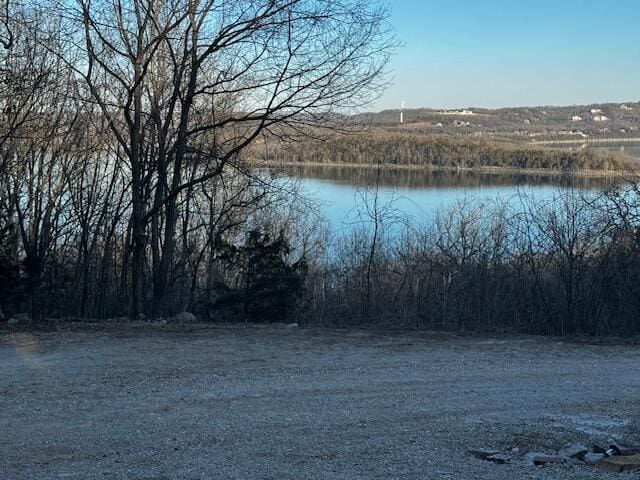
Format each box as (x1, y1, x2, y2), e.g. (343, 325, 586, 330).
(369, 99, 640, 114)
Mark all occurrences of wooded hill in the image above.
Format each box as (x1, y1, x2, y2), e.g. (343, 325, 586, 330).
(261, 132, 633, 173)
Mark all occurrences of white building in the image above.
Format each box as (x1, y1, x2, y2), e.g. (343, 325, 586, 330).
(571, 115, 583, 122)
(593, 114, 609, 122)
(439, 109, 475, 115)
(591, 108, 603, 114)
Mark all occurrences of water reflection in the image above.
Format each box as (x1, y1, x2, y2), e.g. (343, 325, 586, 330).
(274, 165, 623, 234)
(274, 164, 620, 190)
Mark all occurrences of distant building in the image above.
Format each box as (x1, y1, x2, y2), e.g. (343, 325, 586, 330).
(621, 104, 633, 111)
(571, 115, 583, 122)
(440, 109, 475, 115)
(593, 114, 609, 122)
(591, 108, 603, 114)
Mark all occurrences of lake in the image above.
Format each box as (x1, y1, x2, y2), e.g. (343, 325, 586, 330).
(274, 165, 619, 234)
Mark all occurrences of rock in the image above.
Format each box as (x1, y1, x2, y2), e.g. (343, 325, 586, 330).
(468, 448, 511, 464)
(14, 313, 32, 322)
(469, 448, 501, 460)
(558, 443, 588, 460)
(286, 323, 299, 328)
(532, 455, 566, 466)
(584, 453, 605, 465)
(485, 454, 511, 464)
(620, 447, 640, 456)
(523, 452, 546, 465)
(8, 313, 32, 325)
(593, 444, 607, 454)
(136, 313, 147, 321)
(171, 312, 197, 323)
(608, 441, 639, 456)
(597, 453, 640, 472)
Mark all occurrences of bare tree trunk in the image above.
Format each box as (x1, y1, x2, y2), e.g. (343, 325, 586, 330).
(130, 167, 146, 317)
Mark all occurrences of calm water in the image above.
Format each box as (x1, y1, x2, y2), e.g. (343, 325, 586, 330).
(275, 165, 618, 234)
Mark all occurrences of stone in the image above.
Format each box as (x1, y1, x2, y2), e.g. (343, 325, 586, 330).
(608, 441, 639, 456)
(620, 446, 640, 456)
(593, 444, 607, 454)
(584, 453, 605, 465)
(597, 454, 640, 472)
(558, 443, 588, 460)
(286, 323, 299, 328)
(469, 448, 501, 460)
(523, 452, 547, 465)
(485, 454, 511, 464)
(532, 455, 566, 466)
(7, 313, 32, 325)
(171, 312, 197, 323)
(136, 313, 147, 321)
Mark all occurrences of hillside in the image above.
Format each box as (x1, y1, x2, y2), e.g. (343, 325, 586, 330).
(353, 102, 640, 141)
(261, 132, 633, 173)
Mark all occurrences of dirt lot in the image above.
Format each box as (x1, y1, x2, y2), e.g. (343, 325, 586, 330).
(1, 323, 639, 479)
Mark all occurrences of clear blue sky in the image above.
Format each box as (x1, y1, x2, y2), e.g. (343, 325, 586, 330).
(375, 0, 640, 110)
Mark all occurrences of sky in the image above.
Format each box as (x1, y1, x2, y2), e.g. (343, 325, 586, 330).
(374, 0, 640, 110)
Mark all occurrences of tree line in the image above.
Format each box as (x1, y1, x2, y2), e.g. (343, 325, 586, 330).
(0, 0, 395, 320)
(261, 132, 633, 172)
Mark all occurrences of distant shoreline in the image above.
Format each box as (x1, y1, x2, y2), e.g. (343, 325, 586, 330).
(531, 137, 640, 146)
(267, 161, 636, 179)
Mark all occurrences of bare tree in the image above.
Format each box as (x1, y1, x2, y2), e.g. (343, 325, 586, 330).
(0, 0, 12, 49)
(51, 0, 395, 316)
(0, 4, 87, 317)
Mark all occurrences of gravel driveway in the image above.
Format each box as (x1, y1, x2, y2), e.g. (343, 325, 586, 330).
(1, 323, 639, 479)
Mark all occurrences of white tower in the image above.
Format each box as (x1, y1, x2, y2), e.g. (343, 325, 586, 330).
(400, 100, 405, 124)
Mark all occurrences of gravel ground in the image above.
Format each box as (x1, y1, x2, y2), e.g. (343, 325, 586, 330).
(1, 323, 640, 480)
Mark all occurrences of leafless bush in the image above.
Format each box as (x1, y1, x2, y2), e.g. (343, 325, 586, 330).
(303, 188, 640, 336)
